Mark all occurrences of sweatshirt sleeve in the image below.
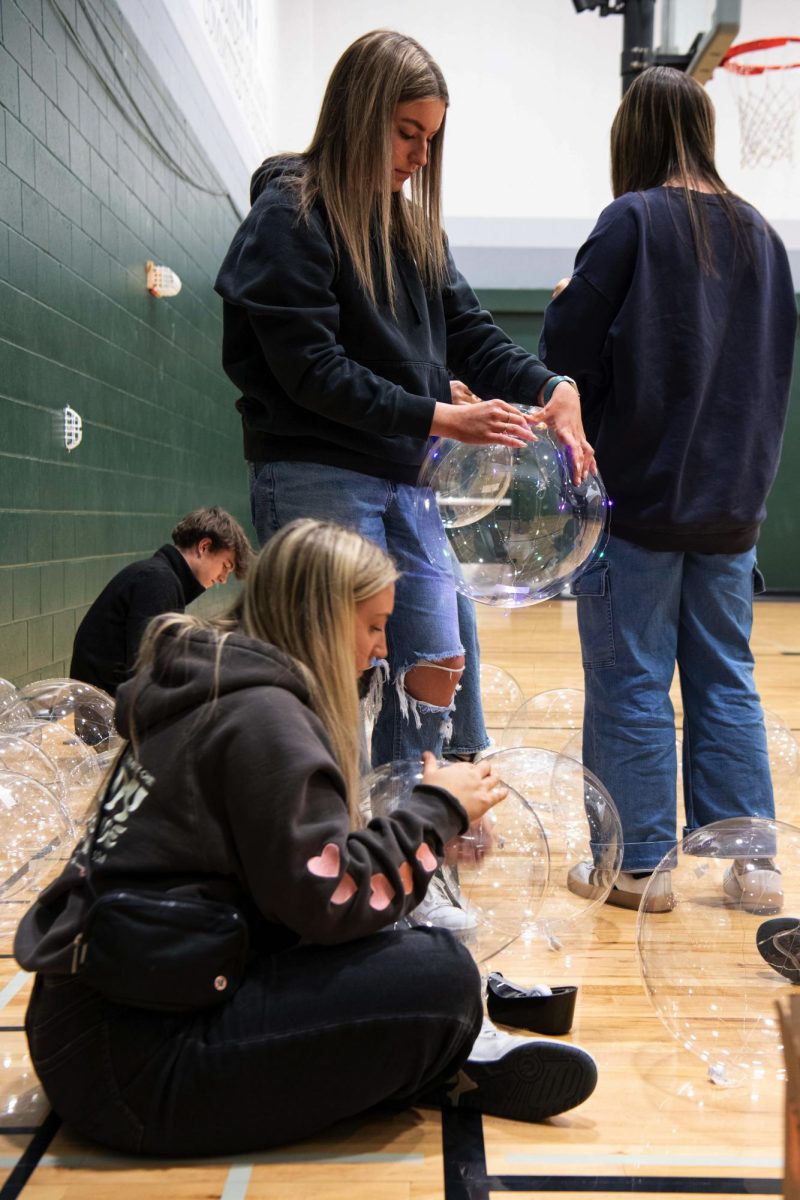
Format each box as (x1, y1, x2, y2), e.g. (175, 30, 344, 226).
(215, 199, 435, 439)
(217, 691, 469, 945)
(443, 248, 553, 403)
(539, 197, 639, 386)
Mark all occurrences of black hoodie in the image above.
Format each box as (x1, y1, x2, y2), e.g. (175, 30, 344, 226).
(214, 156, 555, 483)
(15, 628, 468, 975)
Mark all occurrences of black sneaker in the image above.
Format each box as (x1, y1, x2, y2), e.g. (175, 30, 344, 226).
(445, 1018, 597, 1122)
(756, 917, 800, 983)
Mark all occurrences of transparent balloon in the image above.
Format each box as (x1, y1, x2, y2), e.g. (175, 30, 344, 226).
(19, 678, 122, 753)
(480, 746, 622, 946)
(0, 1048, 48, 1122)
(637, 817, 800, 1088)
(764, 710, 799, 800)
(479, 663, 525, 734)
(16, 720, 104, 828)
(0, 771, 74, 901)
(416, 416, 609, 608)
(362, 759, 550, 963)
(501, 688, 585, 755)
(0, 678, 33, 733)
(0, 733, 73, 832)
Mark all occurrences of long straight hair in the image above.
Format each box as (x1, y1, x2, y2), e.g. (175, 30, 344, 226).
(611, 66, 750, 272)
(297, 29, 450, 308)
(136, 520, 399, 826)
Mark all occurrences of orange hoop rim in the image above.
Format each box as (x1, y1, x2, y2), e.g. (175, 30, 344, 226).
(721, 36, 800, 76)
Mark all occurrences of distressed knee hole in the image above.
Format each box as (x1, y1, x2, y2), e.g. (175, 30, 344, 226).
(404, 656, 466, 708)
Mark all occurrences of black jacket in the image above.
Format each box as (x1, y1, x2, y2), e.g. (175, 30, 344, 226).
(540, 188, 796, 552)
(70, 545, 204, 696)
(215, 156, 555, 483)
(15, 628, 468, 973)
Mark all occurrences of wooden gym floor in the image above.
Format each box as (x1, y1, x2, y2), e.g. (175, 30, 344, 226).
(0, 597, 797, 1199)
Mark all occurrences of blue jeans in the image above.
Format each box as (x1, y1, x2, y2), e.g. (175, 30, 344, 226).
(249, 461, 487, 764)
(573, 536, 773, 872)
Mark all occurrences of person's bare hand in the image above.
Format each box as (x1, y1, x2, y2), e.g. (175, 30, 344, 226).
(444, 814, 496, 868)
(421, 751, 507, 825)
(533, 384, 596, 484)
(431, 398, 537, 448)
(552, 276, 571, 299)
(449, 380, 481, 406)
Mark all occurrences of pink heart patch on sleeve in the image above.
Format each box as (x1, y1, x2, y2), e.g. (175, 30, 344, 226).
(330, 873, 357, 905)
(398, 862, 414, 895)
(415, 843, 438, 873)
(306, 843, 341, 879)
(368, 873, 395, 911)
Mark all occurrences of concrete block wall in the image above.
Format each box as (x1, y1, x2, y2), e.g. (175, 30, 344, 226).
(0, 0, 249, 686)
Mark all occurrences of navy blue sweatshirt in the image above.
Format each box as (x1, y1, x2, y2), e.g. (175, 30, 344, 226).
(215, 157, 556, 484)
(539, 188, 796, 552)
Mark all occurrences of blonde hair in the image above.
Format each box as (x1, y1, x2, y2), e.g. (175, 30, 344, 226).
(137, 520, 398, 826)
(297, 29, 449, 309)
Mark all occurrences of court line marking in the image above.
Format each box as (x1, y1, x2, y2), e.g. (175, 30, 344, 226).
(221, 1164, 252, 1200)
(503, 1154, 783, 1170)
(0, 1150, 426, 1169)
(0, 975, 29, 1014)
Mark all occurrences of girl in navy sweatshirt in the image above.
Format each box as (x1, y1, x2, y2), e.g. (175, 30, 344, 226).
(540, 66, 795, 915)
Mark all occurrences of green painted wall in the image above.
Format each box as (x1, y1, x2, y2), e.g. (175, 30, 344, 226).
(0, 0, 248, 686)
(478, 288, 800, 592)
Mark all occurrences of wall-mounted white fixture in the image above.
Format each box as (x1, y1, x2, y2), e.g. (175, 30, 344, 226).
(64, 405, 83, 452)
(146, 260, 182, 298)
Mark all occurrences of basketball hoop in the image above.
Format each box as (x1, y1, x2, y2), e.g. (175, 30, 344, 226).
(721, 37, 800, 169)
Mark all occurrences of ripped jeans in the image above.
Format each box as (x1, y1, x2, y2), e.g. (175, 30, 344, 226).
(248, 461, 470, 766)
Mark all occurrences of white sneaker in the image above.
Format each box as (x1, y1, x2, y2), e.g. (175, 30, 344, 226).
(412, 871, 477, 935)
(568, 863, 674, 913)
(446, 1017, 597, 1122)
(723, 857, 783, 915)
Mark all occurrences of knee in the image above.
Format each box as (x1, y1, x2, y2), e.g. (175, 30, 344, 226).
(404, 655, 465, 708)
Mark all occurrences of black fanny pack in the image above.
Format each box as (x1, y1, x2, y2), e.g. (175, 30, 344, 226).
(75, 887, 250, 1012)
(20, 747, 250, 1013)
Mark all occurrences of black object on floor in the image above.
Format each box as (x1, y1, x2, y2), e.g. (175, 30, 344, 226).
(486, 972, 578, 1035)
(756, 916, 800, 983)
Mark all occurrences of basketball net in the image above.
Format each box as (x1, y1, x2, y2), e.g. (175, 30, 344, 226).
(721, 37, 800, 170)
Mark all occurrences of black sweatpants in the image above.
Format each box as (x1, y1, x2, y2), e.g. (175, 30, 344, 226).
(25, 926, 482, 1157)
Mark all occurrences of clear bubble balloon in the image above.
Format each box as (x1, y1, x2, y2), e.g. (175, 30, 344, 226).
(416, 415, 608, 608)
(0, 771, 74, 900)
(0, 734, 73, 832)
(764, 710, 799, 800)
(15, 721, 104, 828)
(19, 678, 121, 753)
(479, 664, 525, 733)
(362, 759, 550, 963)
(501, 688, 585, 754)
(637, 817, 800, 1088)
(0, 678, 33, 733)
(481, 746, 622, 946)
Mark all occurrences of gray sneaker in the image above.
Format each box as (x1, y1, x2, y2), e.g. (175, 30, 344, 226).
(411, 870, 477, 935)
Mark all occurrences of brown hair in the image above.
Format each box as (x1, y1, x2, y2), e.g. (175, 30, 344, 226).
(610, 66, 749, 272)
(171, 507, 253, 580)
(296, 29, 449, 308)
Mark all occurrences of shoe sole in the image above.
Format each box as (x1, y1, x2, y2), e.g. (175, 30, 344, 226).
(604, 886, 675, 914)
(457, 1042, 598, 1122)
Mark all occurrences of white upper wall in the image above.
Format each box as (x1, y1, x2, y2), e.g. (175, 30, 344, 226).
(121, 0, 800, 284)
